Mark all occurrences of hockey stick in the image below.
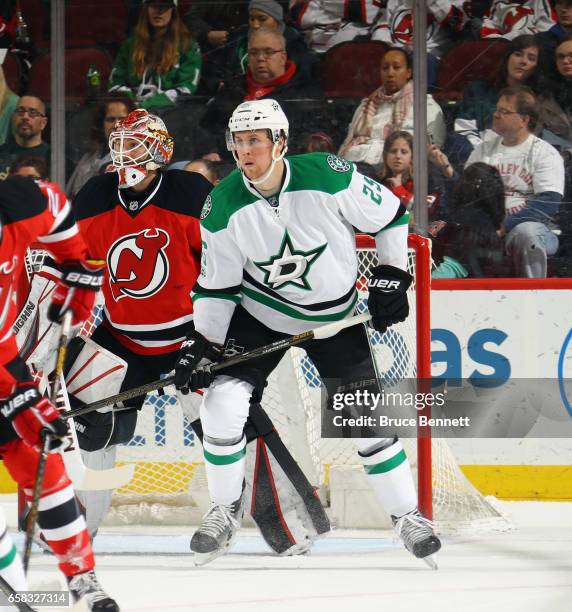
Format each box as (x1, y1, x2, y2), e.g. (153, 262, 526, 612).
(23, 311, 73, 574)
(0, 574, 34, 611)
(64, 313, 373, 420)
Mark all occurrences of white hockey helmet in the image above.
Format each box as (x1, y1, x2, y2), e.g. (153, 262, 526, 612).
(226, 99, 289, 185)
(109, 109, 174, 188)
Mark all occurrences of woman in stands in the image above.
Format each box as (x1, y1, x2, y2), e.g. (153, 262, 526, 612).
(454, 34, 546, 149)
(378, 130, 414, 208)
(109, 0, 201, 110)
(338, 47, 446, 167)
(542, 36, 572, 146)
(66, 94, 134, 197)
(378, 130, 447, 221)
(0, 64, 18, 146)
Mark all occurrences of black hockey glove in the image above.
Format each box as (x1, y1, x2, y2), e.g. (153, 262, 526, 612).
(174, 331, 224, 394)
(367, 265, 413, 333)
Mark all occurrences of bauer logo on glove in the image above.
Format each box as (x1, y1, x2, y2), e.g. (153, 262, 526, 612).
(367, 264, 413, 333)
(48, 259, 104, 326)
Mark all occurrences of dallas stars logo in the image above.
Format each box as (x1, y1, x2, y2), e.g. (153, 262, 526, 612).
(255, 231, 327, 291)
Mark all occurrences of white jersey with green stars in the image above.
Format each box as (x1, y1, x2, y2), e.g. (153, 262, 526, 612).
(193, 152, 409, 344)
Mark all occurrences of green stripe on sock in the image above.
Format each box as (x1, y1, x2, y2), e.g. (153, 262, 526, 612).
(364, 449, 407, 475)
(204, 447, 246, 466)
(0, 545, 17, 570)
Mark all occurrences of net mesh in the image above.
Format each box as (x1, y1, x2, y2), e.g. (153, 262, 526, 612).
(24, 239, 512, 532)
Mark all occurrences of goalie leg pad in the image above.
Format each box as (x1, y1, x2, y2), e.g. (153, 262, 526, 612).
(76, 446, 117, 536)
(64, 337, 128, 406)
(246, 404, 330, 555)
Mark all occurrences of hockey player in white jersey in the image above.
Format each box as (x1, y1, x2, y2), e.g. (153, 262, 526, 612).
(174, 98, 441, 566)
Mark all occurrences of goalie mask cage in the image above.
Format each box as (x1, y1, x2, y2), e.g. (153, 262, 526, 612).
(24, 235, 511, 533)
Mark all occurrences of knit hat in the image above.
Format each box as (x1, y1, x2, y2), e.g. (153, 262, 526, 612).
(249, 0, 284, 24)
(143, 0, 177, 6)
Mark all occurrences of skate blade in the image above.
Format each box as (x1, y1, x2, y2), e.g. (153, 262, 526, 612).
(279, 542, 313, 557)
(422, 555, 438, 570)
(193, 548, 228, 567)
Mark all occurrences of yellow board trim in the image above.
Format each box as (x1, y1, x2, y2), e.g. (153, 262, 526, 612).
(459, 465, 572, 501)
(1, 462, 571, 500)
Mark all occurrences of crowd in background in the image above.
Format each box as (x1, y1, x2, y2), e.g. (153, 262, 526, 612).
(0, 0, 572, 278)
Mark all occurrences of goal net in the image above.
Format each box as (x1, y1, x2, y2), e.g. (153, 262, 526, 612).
(24, 236, 512, 533)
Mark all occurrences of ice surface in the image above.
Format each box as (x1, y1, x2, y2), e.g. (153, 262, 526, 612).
(2, 496, 571, 612)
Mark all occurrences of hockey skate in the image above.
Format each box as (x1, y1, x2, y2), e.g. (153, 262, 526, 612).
(191, 494, 244, 566)
(67, 569, 119, 611)
(392, 509, 441, 569)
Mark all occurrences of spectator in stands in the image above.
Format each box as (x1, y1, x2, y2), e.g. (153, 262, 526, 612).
(66, 95, 135, 197)
(454, 34, 545, 148)
(537, 0, 572, 51)
(338, 48, 446, 167)
(109, 0, 201, 109)
(538, 37, 572, 147)
(9, 156, 48, 180)
(0, 64, 18, 147)
(430, 162, 508, 278)
(480, 0, 555, 39)
(378, 130, 414, 209)
(293, 0, 381, 54)
(300, 131, 336, 153)
(0, 95, 49, 180)
(0, 7, 17, 49)
(196, 0, 311, 95)
(466, 86, 564, 277)
(184, 0, 249, 52)
(377, 130, 450, 216)
(371, 0, 471, 89)
(200, 28, 322, 150)
(183, 158, 221, 185)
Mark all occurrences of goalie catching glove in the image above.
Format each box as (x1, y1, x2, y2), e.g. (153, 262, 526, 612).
(367, 265, 413, 333)
(174, 331, 224, 394)
(1, 382, 69, 452)
(47, 259, 105, 326)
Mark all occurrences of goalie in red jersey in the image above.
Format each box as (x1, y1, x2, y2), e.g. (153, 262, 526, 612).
(0, 176, 119, 611)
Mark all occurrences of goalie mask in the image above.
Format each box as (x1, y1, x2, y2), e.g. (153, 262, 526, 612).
(226, 99, 289, 185)
(109, 109, 174, 188)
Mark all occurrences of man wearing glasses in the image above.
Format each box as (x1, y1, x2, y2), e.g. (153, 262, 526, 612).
(466, 86, 564, 277)
(0, 95, 50, 181)
(200, 28, 322, 153)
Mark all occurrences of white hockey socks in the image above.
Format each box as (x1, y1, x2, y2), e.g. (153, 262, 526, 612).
(357, 438, 417, 518)
(203, 436, 247, 506)
(0, 511, 27, 593)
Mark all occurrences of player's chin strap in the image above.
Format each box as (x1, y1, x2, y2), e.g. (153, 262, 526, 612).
(233, 142, 288, 186)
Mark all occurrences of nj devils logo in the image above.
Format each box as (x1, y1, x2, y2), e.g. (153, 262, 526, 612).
(107, 229, 170, 301)
(390, 10, 436, 46)
(501, 4, 533, 32)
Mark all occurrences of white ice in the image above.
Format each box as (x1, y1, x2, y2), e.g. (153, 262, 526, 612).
(2, 496, 571, 612)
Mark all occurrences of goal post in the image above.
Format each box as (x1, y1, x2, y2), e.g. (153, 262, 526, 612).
(21, 235, 512, 532)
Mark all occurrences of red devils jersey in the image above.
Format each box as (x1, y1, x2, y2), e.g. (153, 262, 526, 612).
(72, 170, 211, 355)
(0, 177, 87, 373)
